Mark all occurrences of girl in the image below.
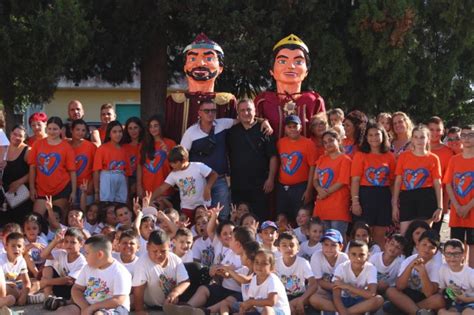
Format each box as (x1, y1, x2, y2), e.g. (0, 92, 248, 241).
(377, 112, 393, 138)
(93, 120, 131, 204)
(309, 113, 329, 161)
(23, 215, 48, 281)
(26, 112, 47, 147)
(83, 203, 99, 235)
(313, 130, 352, 237)
(192, 214, 214, 267)
(230, 202, 251, 226)
(29, 117, 76, 219)
(69, 119, 96, 205)
(137, 115, 176, 198)
(342, 110, 368, 158)
(207, 205, 236, 265)
(242, 249, 291, 315)
(293, 207, 311, 243)
(391, 111, 414, 158)
(345, 221, 381, 256)
(392, 124, 443, 235)
(351, 121, 396, 247)
(298, 217, 324, 260)
(403, 220, 431, 258)
(94, 103, 116, 144)
(241, 213, 260, 240)
(122, 116, 145, 197)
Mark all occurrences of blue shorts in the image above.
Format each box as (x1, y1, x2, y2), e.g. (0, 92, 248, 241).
(341, 296, 365, 308)
(455, 302, 474, 312)
(99, 171, 127, 203)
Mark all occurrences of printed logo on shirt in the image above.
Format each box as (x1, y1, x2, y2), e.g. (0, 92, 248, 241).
(75, 155, 88, 176)
(344, 145, 353, 155)
(5, 272, 19, 282)
(454, 171, 474, 198)
(408, 273, 422, 290)
(447, 280, 464, 296)
(144, 150, 167, 174)
(280, 151, 303, 175)
(108, 160, 125, 171)
(130, 156, 136, 169)
(177, 177, 196, 197)
(159, 274, 177, 297)
(84, 276, 112, 301)
(322, 272, 333, 282)
(37, 153, 61, 176)
(365, 166, 389, 186)
(200, 245, 214, 267)
(280, 274, 304, 296)
(376, 271, 390, 282)
(317, 168, 334, 189)
(403, 168, 429, 190)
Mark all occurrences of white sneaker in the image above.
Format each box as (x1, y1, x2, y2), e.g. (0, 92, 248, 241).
(0, 306, 12, 315)
(27, 292, 45, 304)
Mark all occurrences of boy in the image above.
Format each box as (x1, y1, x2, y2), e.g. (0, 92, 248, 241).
(133, 230, 190, 313)
(259, 221, 280, 258)
(151, 145, 218, 222)
(309, 229, 348, 312)
(0, 232, 30, 306)
(173, 228, 194, 263)
(56, 235, 132, 315)
(369, 233, 406, 293)
(276, 115, 317, 222)
(115, 204, 134, 228)
(385, 230, 444, 315)
(112, 229, 140, 276)
(446, 126, 462, 154)
(41, 228, 87, 311)
(328, 108, 345, 128)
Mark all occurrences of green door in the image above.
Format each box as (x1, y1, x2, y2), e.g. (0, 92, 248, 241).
(115, 103, 141, 123)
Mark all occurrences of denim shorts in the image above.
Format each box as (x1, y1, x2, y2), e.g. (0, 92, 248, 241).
(99, 171, 127, 203)
(341, 296, 365, 308)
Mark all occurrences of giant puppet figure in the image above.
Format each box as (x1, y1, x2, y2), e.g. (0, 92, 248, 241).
(255, 34, 325, 138)
(164, 33, 236, 142)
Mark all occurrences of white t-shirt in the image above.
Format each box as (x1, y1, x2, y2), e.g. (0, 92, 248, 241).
(413, 248, 444, 265)
(398, 254, 441, 291)
(247, 273, 291, 315)
(310, 250, 349, 282)
(0, 253, 27, 282)
(84, 221, 99, 235)
(76, 260, 132, 310)
(164, 162, 212, 209)
(51, 249, 87, 279)
(132, 252, 189, 307)
(276, 256, 314, 296)
(180, 250, 194, 263)
(333, 260, 378, 298)
(438, 264, 474, 298)
(299, 241, 321, 261)
(212, 238, 231, 265)
(25, 235, 48, 266)
(368, 252, 403, 287)
(112, 252, 139, 277)
(192, 236, 214, 267)
(138, 236, 148, 257)
(236, 266, 251, 301)
(345, 242, 381, 257)
(293, 227, 307, 243)
(221, 250, 242, 292)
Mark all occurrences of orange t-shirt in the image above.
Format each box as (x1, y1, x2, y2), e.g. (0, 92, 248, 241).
(29, 139, 76, 196)
(342, 138, 358, 158)
(311, 137, 326, 162)
(72, 140, 97, 185)
(395, 151, 441, 191)
(313, 154, 352, 222)
(351, 151, 396, 187)
(26, 135, 46, 147)
(98, 125, 107, 142)
(443, 154, 474, 228)
(431, 144, 454, 175)
(277, 136, 317, 185)
(139, 138, 176, 193)
(123, 143, 140, 176)
(93, 142, 132, 176)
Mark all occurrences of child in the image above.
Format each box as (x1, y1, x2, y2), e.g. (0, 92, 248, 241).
(190, 205, 208, 237)
(112, 229, 140, 276)
(83, 203, 100, 235)
(137, 214, 155, 257)
(23, 214, 48, 280)
(332, 240, 384, 314)
(93, 120, 132, 204)
(446, 126, 463, 154)
(241, 249, 291, 315)
(172, 228, 194, 263)
(276, 213, 289, 234)
(152, 145, 218, 223)
(259, 221, 280, 258)
(0, 232, 30, 306)
(377, 112, 393, 136)
(342, 110, 367, 157)
(0, 264, 15, 313)
(309, 229, 348, 312)
(345, 221, 382, 256)
(40, 228, 87, 311)
(229, 202, 250, 226)
(385, 230, 444, 314)
(192, 214, 214, 267)
(276, 232, 317, 314)
(0, 223, 22, 254)
(95, 103, 116, 143)
(114, 204, 134, 228)
(298, 217, 324, 260)
(328, 108, 345, 129)
(368, 233, 406, 293)
(56, 235, 132, 315)
(404, 220, 443, 265)
(207, 205, 235, 265)
(133, 230, 190, 312)
(294, 207, 311, 243)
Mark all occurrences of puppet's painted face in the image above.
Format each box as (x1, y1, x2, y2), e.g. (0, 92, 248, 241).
(271, 48, 308, 85)
(184, 48, 222, 82)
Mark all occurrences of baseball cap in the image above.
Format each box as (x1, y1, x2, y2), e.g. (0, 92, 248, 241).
(284, 115, 301, 125)
(260, 221, 278, 231)
(321, 229, 343, 244)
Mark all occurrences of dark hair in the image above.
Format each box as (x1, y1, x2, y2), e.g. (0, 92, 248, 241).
(240, 213, 259, 226)
(348, 239, 368, 250)
(85, 235, 112, 255)
(242, 241, 261, 262)
(403, 220, 431, 257)
(461, 125, 474, 131)
(114, 204, 130, 215)
(175, 228, 193, 239)
(11, 124, 26, 133)
(322, 129, 344, 152)
(46, 116, 64, 129)
(119, 229, 139, 242)
(444, 239, 464, 253)
(185, 49, 224, 67)
(426, 116, 444, 126)
(350, 221, 376, 249)
(6, 232, 25, 244)
(359, 121, 391, 153)
(255, 249, 276, 268)
(388, 233, 407, 250)
(418, 230, 440, 250)
(65, 227, 85, 242)
(236, 201, 252, 213)
(344, 110, 368, 146)
(168, 145, 189, 163)
(71, 119, 89, 132)
(233, 226, 255, 246)
(148, 229, 170, 245)
(447, 126, 461, 134)
(140, 115, 166, 164)
(23, 214, 42, 229)
(309, 216, 323, 228)
(122, 116, 145, 144)
(140, 215, 155, 226)
(216, 220, 235, 237)
(277, 231, 298, 245)
(270, 44, 311, 72)
(103, 120, 123, 144)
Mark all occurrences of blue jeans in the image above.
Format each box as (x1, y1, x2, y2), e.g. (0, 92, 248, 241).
(212, 176, 230, 220)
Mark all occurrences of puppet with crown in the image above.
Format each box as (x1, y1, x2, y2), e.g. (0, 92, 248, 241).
(255, 34, 325, 138)
(164, 33, 236, 142)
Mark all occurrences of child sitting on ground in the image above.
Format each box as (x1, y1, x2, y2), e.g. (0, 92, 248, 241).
(112, 229, 140, 276)
(293, 207, 311, 243)
(259, 221, 280, 259)
(298, 217, 324, 260)
(172, 228, 194, 263)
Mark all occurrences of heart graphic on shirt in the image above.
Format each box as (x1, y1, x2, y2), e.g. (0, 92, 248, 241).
(344, 144, 353, 155)
(317, 168, 334, 189)
(75, 155, 88, 177)
(403, 168, 429, 190)
(37, 153, 61, 176)
(108, 160, 125, 170)
(144, 150, 167, 174)
(130, 156, 136, 169)
(454, 171, 474, 198)
(280, 151, 303, 175)
(365, 166, 389, 186)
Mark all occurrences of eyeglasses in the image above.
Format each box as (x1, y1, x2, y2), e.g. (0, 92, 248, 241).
(447, 137, 461, 142)
(444, 251, 463, 258)
(460, 133, 474, 139)
(200, 109, 217, 114)
(311, 121, 327, 127)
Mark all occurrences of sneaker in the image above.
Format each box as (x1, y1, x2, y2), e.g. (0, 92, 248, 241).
(50, 296, 67, 311)
(43, 295, 55, 310)
(416, 309, 435, 315)
(0, 306, 12, 315)
(27, 292, 45, 304)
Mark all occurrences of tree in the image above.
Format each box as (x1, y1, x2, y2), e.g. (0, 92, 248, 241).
(0, 0, 90, 131)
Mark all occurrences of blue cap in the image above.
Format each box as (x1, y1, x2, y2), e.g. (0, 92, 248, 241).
(284, 115, 301, 125)
(260, 221, 278, 231)
(321, 229, 343, 244)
